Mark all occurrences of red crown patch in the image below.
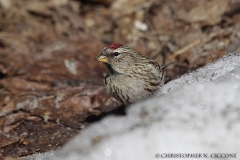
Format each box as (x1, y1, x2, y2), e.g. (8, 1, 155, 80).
(106, 44, 122, 50)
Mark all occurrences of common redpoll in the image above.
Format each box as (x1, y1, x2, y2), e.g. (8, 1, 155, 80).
(95, 44, 165, 106)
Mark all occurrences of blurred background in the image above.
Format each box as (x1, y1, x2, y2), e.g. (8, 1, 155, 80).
(0, 0, 240, 158)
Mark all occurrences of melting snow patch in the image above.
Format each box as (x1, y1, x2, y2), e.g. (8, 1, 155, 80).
(23, 52, 240, 160)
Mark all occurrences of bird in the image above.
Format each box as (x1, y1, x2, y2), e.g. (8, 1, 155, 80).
(95, 43, 166, 106)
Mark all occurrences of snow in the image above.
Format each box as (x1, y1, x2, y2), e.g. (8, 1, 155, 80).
(23, 52, 240, 160)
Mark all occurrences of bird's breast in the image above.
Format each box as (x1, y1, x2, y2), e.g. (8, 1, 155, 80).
(105, 74, 158, 105)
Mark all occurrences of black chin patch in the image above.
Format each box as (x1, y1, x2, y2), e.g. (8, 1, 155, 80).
(106, 64, 118, 74)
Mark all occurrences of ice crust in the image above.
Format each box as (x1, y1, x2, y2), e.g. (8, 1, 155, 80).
(24, 52, 240, 160)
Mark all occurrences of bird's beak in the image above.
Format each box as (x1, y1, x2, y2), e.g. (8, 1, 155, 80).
(95, 55, 109, 63)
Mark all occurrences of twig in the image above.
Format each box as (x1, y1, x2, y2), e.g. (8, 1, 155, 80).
(173, 30, 227, 56)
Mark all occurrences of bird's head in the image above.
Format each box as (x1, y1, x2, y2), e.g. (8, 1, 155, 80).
(95, 44, 143, 74)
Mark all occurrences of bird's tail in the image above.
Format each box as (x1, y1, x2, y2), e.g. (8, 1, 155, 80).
(161, 62, 175, 70)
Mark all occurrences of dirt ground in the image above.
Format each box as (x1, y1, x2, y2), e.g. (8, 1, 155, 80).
(0, 0, 240, 159)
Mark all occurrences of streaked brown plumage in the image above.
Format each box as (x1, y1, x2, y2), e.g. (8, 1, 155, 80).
(95, 44, 164, 105)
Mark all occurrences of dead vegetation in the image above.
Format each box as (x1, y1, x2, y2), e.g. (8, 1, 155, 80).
(0, 0, 240, 158)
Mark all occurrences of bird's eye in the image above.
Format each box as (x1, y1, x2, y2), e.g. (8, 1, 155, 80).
(114, 52, 120, 56)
